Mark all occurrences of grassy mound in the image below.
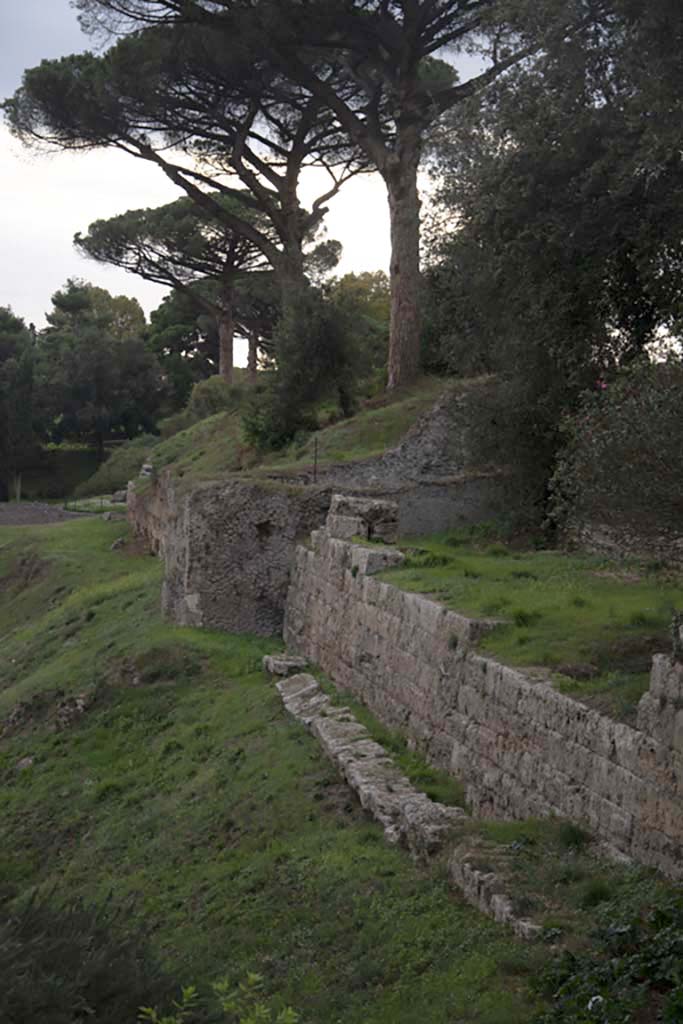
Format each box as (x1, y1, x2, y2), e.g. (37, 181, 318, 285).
(257, 377, 446, 473)
(380, 530, 683, 722)
(75, 377, 448, 499)
(0, 519, 542, 1024)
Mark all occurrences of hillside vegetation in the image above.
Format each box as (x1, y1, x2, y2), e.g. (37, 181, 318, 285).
(75, 376, 447, 497)
(0, 518, 543, 1023)
(4, 524, 683, 1022)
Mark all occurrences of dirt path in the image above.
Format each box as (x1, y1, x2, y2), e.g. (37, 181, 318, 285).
(0, 503, 86, 527)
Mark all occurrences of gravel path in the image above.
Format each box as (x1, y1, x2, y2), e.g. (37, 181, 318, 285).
(0, 502, 86, 527)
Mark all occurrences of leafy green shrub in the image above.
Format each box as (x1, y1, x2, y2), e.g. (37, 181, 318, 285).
(142, 973, 299, 1024)
(556, 822, 590, 853)
(551, 360, 683, 537)
(188, 376, 243, 420)
(0, 893, 173, 1024)
(513, 609, 542, 628)
(242, 288, 358, 451)
(535, 881, 683, 1023)
(578, 879, 613, 909)
(158, 409, 193, 440)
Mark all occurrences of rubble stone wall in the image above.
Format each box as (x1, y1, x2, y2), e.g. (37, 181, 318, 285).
(284, 522, 683, 879)
(129, 475, 332, 635)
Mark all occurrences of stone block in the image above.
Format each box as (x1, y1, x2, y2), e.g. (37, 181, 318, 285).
(263, 654, 309, 677)
(349, 544, 405, 576)
(327, 513, 367, 540)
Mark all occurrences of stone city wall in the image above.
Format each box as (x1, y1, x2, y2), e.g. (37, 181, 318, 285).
(126, 380, 525, 635)
(129, 474, 333, 636)
(284, 505, 683, 879)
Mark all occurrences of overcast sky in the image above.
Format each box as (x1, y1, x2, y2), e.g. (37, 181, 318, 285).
(0, 0, 395, 346)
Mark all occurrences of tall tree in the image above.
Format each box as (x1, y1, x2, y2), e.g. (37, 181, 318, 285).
(72, 0, 539, 387)
(75, 194, 271, 383)
(421, 0, 683, 500)
(146, 290, 220, 409)
(425, 0, 683, 388)
(4, 21, 365, 314)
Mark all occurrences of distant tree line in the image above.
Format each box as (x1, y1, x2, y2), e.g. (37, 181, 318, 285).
(0, 265, 390, 498)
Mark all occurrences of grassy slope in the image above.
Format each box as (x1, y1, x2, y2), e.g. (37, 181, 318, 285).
(75, 377, 448, 499)
(0, 519, 541, 1024)
(380, 532, 683, 722)
(74, 435, 158, 498)
(256, 377, 447, 474)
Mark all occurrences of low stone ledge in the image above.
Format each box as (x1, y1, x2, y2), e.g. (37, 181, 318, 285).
(449, 856, 542, 942)
(274, 671, 540, 939)
(349, 544, 405, 576)
(327, 494, 399, 544)
(263, 654, 310, 677)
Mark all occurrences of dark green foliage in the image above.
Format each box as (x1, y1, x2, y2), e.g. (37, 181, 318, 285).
(146, 290, 220, 411)
(74, 436, 157, 498)
(550, 360, 683, 537)
(535, 881, 683, 1023)
(424, 0, 683, 504)
(23, 447, 102, 501)
(188, 376, 244, 421)
(0, 308, 37, 500)
(0, 893, 174, 1024)
(242, 288, 358, 450)
(325, 271, 390, 386)
(37, 280, 163, 458)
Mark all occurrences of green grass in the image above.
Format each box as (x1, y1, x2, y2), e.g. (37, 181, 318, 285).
(74, 434, 158, 498)
(78, 377, 448, 500)
(0, 518, 544, 1023)
(257, 377, 446, 472)
(380, 531, 683, 722)
(141, 410, 247, 492)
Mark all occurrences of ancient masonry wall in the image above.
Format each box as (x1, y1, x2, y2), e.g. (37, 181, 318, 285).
(128, 474, 332, 636)
(126, 380, 533, 637)
(284, 518, 683, 880)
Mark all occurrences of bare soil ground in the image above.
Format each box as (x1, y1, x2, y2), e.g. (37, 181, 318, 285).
(0, 502, 85, 527)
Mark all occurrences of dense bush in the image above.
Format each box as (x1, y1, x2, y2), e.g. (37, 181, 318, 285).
(142, 973, 299, 1024)
(535, 878, 683, 1023)
(187, 376, 244, 420)
(242, 288, 357, 451)
(0, 893, 174, 1024)
(158, 376, 246, 440)
(550, 360, 683, 536)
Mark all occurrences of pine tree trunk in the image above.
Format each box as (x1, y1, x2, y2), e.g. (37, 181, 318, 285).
(279, 246, 307, 315)
(218, 307, 234, 384)
(248, 332, 258, 382)
(386, 143, 422, 390)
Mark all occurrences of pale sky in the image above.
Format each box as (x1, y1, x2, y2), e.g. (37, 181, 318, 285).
(0, 0, 393, 345)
